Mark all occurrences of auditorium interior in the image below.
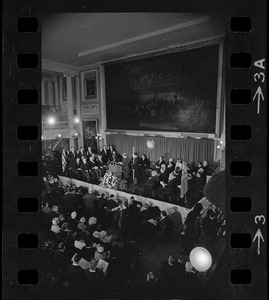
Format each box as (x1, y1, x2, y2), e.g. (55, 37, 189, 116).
(41, 13, 227, 299)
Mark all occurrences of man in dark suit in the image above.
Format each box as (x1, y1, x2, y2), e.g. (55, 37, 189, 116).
(141, 154, 150, 170)
(80, 157, 91, 182)
(121, 153, 131, 182)
(68, 147, 77, 163)
(53, 242, 71, 272)
(99, 145, 109, 165)
(105, 194, 119, 226)
(131, 152, 141, 185)
(76, 147, 85, 161)
(83, 190, 98, 218)
(143, 170, 160, 196)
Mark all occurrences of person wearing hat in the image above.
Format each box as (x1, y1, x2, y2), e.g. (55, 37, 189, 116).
(51, 217, 61, 234)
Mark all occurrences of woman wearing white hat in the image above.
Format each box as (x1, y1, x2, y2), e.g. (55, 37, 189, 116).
(51, 217, 61, 234)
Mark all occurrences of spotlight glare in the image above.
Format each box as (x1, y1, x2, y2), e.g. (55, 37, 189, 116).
(47, 117, 55, 125)
(57, 134, 62, 138)
(190, 247, 212, 272)
(217, 145, 221, 149)
(220, 140, 224, 145)
(74, 117, 80, 124)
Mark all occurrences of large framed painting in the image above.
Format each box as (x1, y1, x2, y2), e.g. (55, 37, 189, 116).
(82, 120, 98, 153)
(105, 44, 220, 134)
(84, 77, 97, 99)
(62, 78, 67, 101)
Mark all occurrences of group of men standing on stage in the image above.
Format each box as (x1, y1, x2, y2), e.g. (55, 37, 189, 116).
(63, 145, 151, 186)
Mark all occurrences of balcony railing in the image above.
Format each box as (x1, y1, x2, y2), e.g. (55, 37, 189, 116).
(42, 121, 69, 131)
(42, 121, 79, 131)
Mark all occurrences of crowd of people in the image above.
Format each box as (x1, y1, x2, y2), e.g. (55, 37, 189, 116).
(47, 144, 216, 209)
(40, 173, 225, 299)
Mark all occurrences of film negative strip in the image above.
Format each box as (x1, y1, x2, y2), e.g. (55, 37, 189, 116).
(3, 1, 267, 299)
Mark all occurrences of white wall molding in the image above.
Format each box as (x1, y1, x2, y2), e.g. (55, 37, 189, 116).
(42, 59, 79, 75)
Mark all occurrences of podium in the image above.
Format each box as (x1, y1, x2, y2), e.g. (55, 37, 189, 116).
(108, 162, 122, 180)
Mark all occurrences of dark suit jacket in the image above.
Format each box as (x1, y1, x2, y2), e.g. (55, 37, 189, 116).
(81, 246, 95, 262)
(87, 160, 97, 170)
(132, 157, 140, 177)
(141, 158, 150, 169)
(166, 162, 175, 174)
(76, 150, 85, 159)
(156, 160, 165, 168)
(83, 193, 97, 210)
(122, 157, 131, 179)
(99, 149, 108, 164)
(106, 199, 118, 210)
(157, 217, 168, 232)
(68, 151, 77, 163)
(166, 174, 181, 190)
(96, 196, 107, 209)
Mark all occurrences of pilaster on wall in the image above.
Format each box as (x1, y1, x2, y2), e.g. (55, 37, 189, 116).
(80, 67, 102, 149)
(67, 75, 74, 148)
(75, 75, 83, 148)
(99, 64, 107, 147)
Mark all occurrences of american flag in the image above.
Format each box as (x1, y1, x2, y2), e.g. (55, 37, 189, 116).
(180, 162, 188, 198)
(62, 149, 67, 173)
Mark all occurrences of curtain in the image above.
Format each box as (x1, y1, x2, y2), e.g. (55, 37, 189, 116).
(106, 134, 214, 164)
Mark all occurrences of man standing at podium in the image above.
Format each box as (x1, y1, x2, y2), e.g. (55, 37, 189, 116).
(121, 153, 131, 182)
(132, 152, 140, 185)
